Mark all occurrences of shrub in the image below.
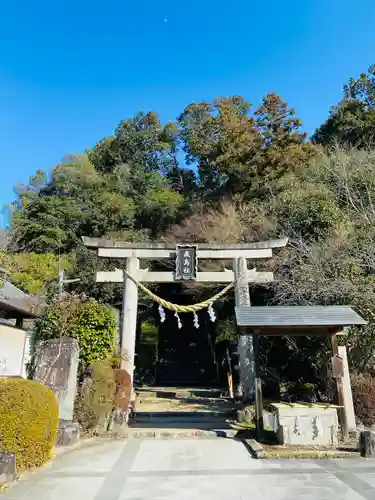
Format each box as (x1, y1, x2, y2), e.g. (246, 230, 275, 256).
(74, 360, 115, 433)
(351, 374, 375, 427)
(108, 355, 121, 370)
(0, 378, 59, 470)
(33, 295, 117, 374)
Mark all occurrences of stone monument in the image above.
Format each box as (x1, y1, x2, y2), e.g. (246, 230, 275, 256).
(360, 429, 375, 458)
(33, 337, 80, 446)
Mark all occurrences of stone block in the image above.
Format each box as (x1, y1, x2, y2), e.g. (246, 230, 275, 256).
(359, 429, 375, 458)
(110, 408, 129, 438)
(56, 420, 80, 447)
(0, 452, 16, 486)
(271, 403, 339, 446)
(243, 439, 265, 459)
(237, 405, 255, 424)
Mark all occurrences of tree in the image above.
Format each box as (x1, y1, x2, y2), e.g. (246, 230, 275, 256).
(270, 176, 342, 241)
(179, 97, 261, 197)
(0, 251, 71, 295)
(166, 199, 277, 245)
(11, 195, 84, 253)
(253, 93, 315, 195)
(69, 246, 123, 303)
(138, 187, 184, 235)
(313, 65, 375, 148)
(10, 154, 185, 254)
(273, 149, 375, 373)
(179, 94, 314, 199)
(88, 112, 174, 173)
(162, 122, 198, 197)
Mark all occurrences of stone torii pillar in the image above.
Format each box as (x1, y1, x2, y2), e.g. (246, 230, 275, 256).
(82, 237, 288, 395)
(120, 255, 139, 379)
(234, 256, 255, 400)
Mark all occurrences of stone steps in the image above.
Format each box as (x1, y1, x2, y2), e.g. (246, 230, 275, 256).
(130, 386, 238, 439)
(124, 428, 239, 439)
(134, 411, 234, 421)
(136, 388, 226, 399)
(132, 419, 233, 428)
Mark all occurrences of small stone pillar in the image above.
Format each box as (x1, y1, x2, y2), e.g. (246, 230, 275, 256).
(110, 369, 133, 437)
(360, 430, 375, 458)
(33, 337, 80, 446)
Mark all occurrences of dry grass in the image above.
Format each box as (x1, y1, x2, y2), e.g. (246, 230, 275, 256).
(262, 444, 358, 460)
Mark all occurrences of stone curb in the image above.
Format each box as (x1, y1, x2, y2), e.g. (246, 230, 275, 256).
(52, 436, 100, 457)
(242, 438, 265, 459)
(112, 428, 239, 439)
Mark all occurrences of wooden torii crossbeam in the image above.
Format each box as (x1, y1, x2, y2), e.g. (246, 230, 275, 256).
(82, 236, 288, 399)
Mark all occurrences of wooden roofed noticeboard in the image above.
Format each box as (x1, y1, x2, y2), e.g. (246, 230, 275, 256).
(235, 305, 367, 336)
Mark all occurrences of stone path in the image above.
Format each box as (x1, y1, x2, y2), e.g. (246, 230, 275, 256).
(3, 438, 375, 499)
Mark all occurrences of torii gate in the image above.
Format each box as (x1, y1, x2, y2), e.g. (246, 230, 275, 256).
(82, 237, 288, 400)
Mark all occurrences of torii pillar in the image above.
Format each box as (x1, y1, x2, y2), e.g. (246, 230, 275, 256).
(234, 257, 255, 401)
(121, 255, 139, 381)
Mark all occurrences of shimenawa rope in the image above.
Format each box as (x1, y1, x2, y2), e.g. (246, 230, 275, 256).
(122, 269, 242, 313)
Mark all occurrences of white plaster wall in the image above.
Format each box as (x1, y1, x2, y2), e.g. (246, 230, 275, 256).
(0, 324, 27, 377)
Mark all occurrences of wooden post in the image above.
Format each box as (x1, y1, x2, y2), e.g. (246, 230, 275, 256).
(338, 345, 356, 431)
(253, 331, 264, 442)
(331, 331, 349, 441)
(226, 348, 234, 399)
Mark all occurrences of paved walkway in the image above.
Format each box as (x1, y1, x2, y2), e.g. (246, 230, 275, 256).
(2, 438, 375, 499)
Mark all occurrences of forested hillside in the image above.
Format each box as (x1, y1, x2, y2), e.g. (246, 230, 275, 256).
(4, 65, 375, 387)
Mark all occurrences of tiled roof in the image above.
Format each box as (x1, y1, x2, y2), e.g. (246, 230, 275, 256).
(0, 280, 40, 318)
(0, 280, 29, 300)
(235, 306, 367, 327)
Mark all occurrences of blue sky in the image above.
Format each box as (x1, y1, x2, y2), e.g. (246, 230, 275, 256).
(1, 0, 375, 223)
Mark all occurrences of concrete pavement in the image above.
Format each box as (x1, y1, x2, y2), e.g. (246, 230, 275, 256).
(2, 438, 375, 499)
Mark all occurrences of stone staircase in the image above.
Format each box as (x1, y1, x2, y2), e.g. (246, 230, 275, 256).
(129, 387, 240, 438)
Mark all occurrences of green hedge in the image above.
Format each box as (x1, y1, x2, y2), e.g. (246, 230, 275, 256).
(0, 378, 59, 470)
